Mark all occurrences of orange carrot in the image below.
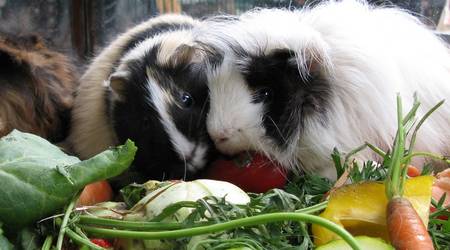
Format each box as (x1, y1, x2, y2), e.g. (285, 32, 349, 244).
(387, 197, 434, 250)
(77, 180, 113, 206)
(383, 95, 440, 250)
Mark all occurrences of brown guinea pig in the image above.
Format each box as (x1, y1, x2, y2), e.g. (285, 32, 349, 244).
(0, 32, 78, 142)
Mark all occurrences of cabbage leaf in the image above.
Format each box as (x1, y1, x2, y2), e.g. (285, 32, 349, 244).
(0, 130, 137, 228)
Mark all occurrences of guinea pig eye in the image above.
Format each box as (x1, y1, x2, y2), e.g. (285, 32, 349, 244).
(180, 92, 194, 108)
(254, 87, 273, 103)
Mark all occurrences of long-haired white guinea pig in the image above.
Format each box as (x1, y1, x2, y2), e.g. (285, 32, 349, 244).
(198, 0, 450, 179)
(69, 15, 213, 181)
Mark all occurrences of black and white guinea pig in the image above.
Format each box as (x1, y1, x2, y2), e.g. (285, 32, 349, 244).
(198, 0, 450, 179)
(69, 14, 213, 181)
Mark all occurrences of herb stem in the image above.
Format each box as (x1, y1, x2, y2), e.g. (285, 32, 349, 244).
(79, 212, 362, 250)
(401, 152, 450, 165)
(77, 215, 212, 230)
(65, 228, 105, 250)
(41, 235, 53, 250)
(365, 142, 387, 158)
(295, 201, 328, 214)
(407, 99, 444, 155)
(56, 195, 78, 250)
(386, 95, 405, 199)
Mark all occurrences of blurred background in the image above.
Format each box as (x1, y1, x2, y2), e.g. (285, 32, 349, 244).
(0, 0, 448, 63)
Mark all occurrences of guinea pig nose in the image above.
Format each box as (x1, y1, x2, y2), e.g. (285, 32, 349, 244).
(212, 132, 230, 144)
(217, 137, 229, 143)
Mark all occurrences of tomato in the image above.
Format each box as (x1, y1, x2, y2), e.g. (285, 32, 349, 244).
(206, 153, 288, 193)
(77, 180, 113, 206)
(407, 165, 421, 177)
(90, 238, 113, 248)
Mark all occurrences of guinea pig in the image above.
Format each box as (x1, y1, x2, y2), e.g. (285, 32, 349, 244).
(0, 32, 77, 142)
(197, 0, 450, 179)
(68, 14, 213, 181)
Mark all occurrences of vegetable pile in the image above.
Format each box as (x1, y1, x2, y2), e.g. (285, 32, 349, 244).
(0, 94, 449, 250)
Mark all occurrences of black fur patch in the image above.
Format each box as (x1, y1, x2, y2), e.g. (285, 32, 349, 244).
(121, 22, 194, 59)
(240, 49, 331, 148)
(110, 42, 211, 180)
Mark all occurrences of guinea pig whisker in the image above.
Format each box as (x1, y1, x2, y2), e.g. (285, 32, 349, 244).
(266, 116, 288, 145)
(181, 153, 188, 181)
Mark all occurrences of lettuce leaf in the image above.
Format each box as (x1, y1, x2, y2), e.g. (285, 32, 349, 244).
(0, 130, 137, 228)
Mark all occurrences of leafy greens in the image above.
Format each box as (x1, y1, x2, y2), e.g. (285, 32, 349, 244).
(0, 130, 137, 229)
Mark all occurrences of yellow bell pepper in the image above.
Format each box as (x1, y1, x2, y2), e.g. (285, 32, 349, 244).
(312, 175, 434, 246)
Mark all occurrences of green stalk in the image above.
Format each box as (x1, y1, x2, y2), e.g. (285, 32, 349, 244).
(151, 201, 198, 222)
(79, 212, 362, 250)
(65, 228, 105, 250)
(78, 215, 212, 230)
(386, 95, 405, 199)
(407, 100, 445, 157)
(74, 226, 90, 240)
(365, 142, 387, 158)
(401, 152, 450, 165)
(56, 195, 78, 250)
(41, 235, 53, 250)
(344, 144, 368, 166)
(295, 201, 328, 214)
(402, 94, 420, 126)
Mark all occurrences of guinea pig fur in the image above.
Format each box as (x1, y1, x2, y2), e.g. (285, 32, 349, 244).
(69, 14, 212, 180)
(0, 32, 77, 142)
(199, 0, 450, 179)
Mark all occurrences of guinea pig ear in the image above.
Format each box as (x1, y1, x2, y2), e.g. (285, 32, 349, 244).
(107, 71, 129, 101)
(167, 44, 200, 66)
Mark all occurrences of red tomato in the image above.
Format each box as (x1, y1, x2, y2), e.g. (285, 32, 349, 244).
(206, 153, 288, 193)
(77, 180, 113, 206)
(90, 238, 112, 248)
(407, 165, 421, 177)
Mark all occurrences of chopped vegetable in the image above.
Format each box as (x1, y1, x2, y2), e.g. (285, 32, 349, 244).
(0, 130, 137, 228)
(316, 236, 393, 250)
(58, 180, 358, 249)
(311, 176, 434, 245)
(129, 179, 251, 222)
(90, 238, 113, 248)
(78, 180, 114, 206)
(206, 153, 288, 193)
(407, 165, 421, 177)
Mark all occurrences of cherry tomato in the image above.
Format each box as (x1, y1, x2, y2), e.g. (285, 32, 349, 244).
(206, 153, 288, 193)
(90, 238, 113, 248)
(407, 165, 421, 177)
(77, 180, 113, 206)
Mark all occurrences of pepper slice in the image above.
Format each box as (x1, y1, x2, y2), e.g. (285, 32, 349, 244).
(312, 176, 434, 246)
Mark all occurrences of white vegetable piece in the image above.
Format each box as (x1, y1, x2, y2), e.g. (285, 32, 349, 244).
(133, 179, 251, 222)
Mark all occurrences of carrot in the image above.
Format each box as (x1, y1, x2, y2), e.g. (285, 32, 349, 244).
(77, 180, 113, 206)
(387, 197, 433, 250)
(382, 95, 438, 250)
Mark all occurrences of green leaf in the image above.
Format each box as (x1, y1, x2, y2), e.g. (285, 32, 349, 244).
(0, 130, 137, 228)
(0, 223, 13, 250)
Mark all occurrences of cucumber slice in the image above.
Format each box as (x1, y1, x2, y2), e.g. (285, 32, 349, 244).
(316, 236, 393, 250)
